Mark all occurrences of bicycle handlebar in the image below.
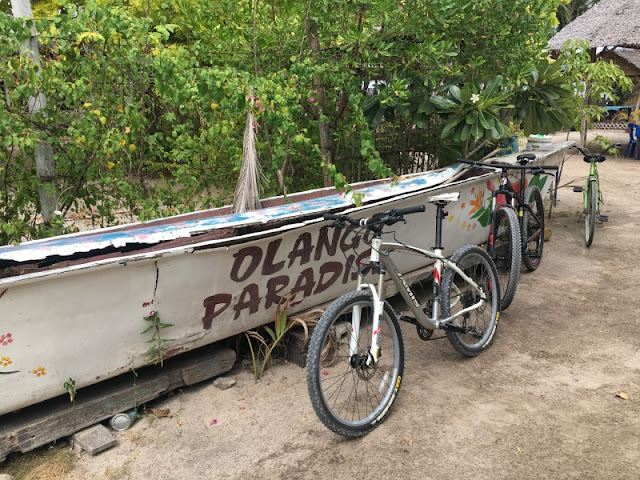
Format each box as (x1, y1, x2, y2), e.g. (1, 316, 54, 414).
(572, 143, 620, 162)
(457, 157, 559, 172)
(324, 204, 426, 229)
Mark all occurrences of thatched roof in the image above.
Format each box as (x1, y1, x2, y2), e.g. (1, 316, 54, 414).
(548, 0, 640, 51)
(615, 47, 640, 70)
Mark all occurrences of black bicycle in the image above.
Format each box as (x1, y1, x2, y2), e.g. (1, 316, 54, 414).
(458, 155, 558, 309)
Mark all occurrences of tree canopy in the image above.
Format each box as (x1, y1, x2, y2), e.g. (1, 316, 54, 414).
(0, 0, 630, 244)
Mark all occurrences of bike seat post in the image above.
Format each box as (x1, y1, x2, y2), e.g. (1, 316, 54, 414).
(434, 202, 447, 251)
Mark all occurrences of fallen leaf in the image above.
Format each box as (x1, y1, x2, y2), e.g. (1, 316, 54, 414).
(403, 436, 413, 446)
(517, 447, 522, 453)
(149, 408, 170, 417)
(616, 392, 630, 400)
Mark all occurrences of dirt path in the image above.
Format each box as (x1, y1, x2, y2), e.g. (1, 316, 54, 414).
(61, 130, 640, 480)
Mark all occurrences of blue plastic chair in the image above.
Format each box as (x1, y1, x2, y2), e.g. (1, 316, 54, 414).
(624, 123, 637, 158)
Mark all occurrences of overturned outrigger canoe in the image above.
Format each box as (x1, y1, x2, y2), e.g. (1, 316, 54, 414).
(0, 142, 572, 416)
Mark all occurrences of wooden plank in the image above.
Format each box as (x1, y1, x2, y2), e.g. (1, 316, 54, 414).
(0, 345, 235, 462)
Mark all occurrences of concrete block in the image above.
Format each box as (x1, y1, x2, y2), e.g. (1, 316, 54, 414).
(72, 424, 116, 455)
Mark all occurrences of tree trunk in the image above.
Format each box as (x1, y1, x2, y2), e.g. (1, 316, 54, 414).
(11, 0, 58, 223)
(306, 18, 333, 187)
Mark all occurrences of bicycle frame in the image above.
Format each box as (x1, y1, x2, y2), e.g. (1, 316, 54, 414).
(353, 236, 488, 366)
(491, 166, 547, 250)
(585, 161, 600, 212)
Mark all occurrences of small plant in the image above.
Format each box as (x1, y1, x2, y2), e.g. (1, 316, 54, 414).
(244, 297, 312, 381)
(141, 311, 174, 366)
(592, 135, 619, 157)
(63, 378, 76, 403)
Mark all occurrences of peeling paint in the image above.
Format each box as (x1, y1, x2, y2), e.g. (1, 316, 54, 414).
(0, 165, 462, 265)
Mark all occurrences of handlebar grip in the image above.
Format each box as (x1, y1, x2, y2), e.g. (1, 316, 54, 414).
(323, 212, 360, 227)
(394, 205, 426, 216)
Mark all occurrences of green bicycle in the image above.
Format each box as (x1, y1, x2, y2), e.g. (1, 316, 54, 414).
(571, 144, 618, 247)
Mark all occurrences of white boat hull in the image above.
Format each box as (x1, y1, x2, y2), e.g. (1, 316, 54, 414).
(0, 143, 572, 415)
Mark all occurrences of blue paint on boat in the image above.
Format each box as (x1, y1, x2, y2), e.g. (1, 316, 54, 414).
(0, 165, 462, 263)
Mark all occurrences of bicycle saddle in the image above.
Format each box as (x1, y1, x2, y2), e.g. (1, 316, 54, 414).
(516, 153, 536, 165)
(427, 192, 460, 205)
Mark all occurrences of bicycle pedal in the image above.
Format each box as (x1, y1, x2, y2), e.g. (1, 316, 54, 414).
(572, 186, 583, 193)
(598, 215, 609, 222)
(399, 314, 417, 325)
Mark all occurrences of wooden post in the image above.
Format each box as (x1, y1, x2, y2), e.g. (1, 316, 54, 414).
(11, 0, 58, 223)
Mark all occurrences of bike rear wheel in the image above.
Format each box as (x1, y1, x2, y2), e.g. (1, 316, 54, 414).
(306, 290, 404, 437)
(491, 207, 521, 310)
(442, 245, 500, 357)
(585, 179, 597, 247)
(521, 185, 544, 271)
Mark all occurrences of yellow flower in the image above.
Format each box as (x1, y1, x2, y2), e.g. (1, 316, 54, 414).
(31, 366, 46, 377)
(448, 214, 455, 223)
(1, 356, 12, 367)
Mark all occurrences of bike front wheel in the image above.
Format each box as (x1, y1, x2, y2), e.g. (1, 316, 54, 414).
(441, 245, 500, 357)
(492, 207, 521, 310)
(585, 179, 597, 247)
(522, 185, 545, 271)
(306, 290, 405, 437)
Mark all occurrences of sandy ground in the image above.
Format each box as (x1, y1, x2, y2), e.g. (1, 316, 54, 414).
(44, 129, 640, 479)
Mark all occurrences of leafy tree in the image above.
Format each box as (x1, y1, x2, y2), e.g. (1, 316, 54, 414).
(556, 0, 601, 31)
(3, 0, 607, 244)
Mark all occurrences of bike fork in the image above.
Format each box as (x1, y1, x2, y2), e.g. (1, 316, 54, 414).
(351, 237, 385, 366)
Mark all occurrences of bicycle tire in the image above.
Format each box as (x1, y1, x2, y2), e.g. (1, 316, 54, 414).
(585, 179, 597, 247)
(521, 185, 544, 271)
(306, 290, 404, 437)
(441, 245, 500, 357)
(491, 207, 521, 310)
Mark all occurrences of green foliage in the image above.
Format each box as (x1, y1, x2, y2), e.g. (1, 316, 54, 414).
(63, 377, 77, 403)
(1, 0, 609, 243)
(560, 40, 634, 128)
(141, 310, 174, 366)
(244, 297, 309, 381)
(512, 58, 577, 136)
(433, 76, 512, 154)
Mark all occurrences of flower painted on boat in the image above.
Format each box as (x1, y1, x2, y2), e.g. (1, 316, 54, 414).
(469, 189, 484, 215)
(1, 357, 12, 367)
(460, 202, 466, 209)
(486, 180, 495, 192)
(31, 366, 46, 377)
(0, 333, 13, 346)
(461, 221, 467, 229)
(448, 214, 455, 223)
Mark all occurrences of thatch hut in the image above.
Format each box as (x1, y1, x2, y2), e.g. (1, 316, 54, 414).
(548, 0, 640, 51)
(548, 0, 640, 108)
